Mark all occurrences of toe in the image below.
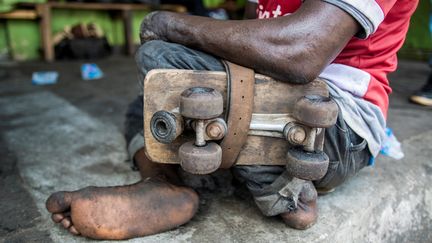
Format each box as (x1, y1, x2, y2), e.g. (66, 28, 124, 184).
(51, 213, 65, 223)
(61, 217, 72, 229)
(69, 226, 80, 235)
(46, 191, 73, 213)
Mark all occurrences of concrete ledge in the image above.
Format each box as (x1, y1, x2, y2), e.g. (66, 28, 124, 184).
(1, 91, 431, 242)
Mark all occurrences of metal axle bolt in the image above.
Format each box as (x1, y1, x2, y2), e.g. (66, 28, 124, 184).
(284, 123, 307, 145)
(195, 120, 206, 147)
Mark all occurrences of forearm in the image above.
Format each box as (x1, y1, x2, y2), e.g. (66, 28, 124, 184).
(164, 16, 279, 76)
(149, 0, 359, 83)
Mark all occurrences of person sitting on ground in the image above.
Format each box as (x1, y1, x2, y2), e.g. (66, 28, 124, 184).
(45, 0, 418, 240)
(409, 2, 432, 107)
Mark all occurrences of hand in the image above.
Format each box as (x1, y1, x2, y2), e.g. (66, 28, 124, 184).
(139, 11, 168, 44)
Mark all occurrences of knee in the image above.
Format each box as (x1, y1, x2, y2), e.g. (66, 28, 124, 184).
(135, 40, 182, 71)
(136, 40, 164, 70)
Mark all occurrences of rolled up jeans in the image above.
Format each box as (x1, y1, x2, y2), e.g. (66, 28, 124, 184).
(125, 40, 371, 216)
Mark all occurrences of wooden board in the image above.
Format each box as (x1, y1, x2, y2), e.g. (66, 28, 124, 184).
(143, 69, 328, 165)
(16, 2, 186, 62)
(0, 10, 37, 20)
(18, 2, 187, 12)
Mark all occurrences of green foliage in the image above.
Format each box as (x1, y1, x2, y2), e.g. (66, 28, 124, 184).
(0, 0, 46, 12)
(1, 8, 149, 60)
(0, 0, 431, 60)
(399, 0, 432, 60)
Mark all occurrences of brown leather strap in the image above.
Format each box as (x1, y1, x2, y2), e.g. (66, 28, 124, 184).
(220, 61, 255, 169)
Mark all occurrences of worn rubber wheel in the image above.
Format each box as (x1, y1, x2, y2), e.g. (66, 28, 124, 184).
(285, 147, 329, 181)
(180, 87, 223, 119)
(150, 110, 183, 144)
(179, 141, 222, 174)
(293, 95, 338, 128)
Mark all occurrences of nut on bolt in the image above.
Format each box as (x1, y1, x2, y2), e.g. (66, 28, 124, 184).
(206, 120, 227, 140)
(284, 123, 307, 145)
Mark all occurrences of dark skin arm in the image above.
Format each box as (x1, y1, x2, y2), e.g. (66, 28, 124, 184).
(141, 0, 359, 83)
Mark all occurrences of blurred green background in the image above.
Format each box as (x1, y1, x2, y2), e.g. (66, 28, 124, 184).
(0, 0, 430, 61)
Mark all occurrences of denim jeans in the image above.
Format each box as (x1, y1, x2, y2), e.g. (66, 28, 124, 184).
(125, 40, 371, 215)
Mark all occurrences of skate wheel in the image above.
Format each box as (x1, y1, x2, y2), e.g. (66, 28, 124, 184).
(293, 95, 338, 128)
(180, 87, 223, 119)
(286, 147, 329, 181)
(150, 110, 183, 144)
(179, 141, 222, 174)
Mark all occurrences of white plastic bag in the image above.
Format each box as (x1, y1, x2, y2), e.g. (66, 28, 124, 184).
(380, 128, 404, 160)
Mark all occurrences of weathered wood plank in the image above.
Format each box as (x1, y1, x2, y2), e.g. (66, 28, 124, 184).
(144, 69, 328, 165)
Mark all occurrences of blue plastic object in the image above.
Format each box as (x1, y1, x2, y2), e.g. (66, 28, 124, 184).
(380, 127, 404, 160)
(81, 63, 103, 80)
(32, 71, 59, 85)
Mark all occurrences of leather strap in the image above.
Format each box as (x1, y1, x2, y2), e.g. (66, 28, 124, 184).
(220, 61, 255, 168)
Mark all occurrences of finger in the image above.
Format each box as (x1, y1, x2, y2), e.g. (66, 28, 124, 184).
(140, 31, 160, 45)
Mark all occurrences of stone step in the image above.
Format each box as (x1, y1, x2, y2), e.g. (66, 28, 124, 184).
(1, 91, 431, 242)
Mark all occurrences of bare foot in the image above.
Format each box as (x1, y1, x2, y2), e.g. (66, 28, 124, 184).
(280, 181, 318, 230)
(46, 178, 199, 240)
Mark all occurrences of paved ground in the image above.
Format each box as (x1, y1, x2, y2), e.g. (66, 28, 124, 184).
(0, 57, 431, 242)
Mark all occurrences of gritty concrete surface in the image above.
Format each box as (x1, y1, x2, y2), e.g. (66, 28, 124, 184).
(0, 57, 431, 242)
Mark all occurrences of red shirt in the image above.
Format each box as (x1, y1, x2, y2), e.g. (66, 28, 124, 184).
(255, 0, 418, 118)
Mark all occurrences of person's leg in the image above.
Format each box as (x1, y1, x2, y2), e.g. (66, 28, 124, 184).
(233, 166, 319, 229)
(45, 40, 224, 240)
(313, 107, 370, 191)
(45, 40, 370, 238)
(233, 103, 371, 229)
(410, 71, 432, 106)
(45, 152, 199, 239)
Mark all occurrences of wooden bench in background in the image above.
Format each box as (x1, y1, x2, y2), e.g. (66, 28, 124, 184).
(1, 2, 186, 62)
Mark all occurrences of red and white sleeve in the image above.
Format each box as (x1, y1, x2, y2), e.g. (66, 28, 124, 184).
(321, 0, 397, 38)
